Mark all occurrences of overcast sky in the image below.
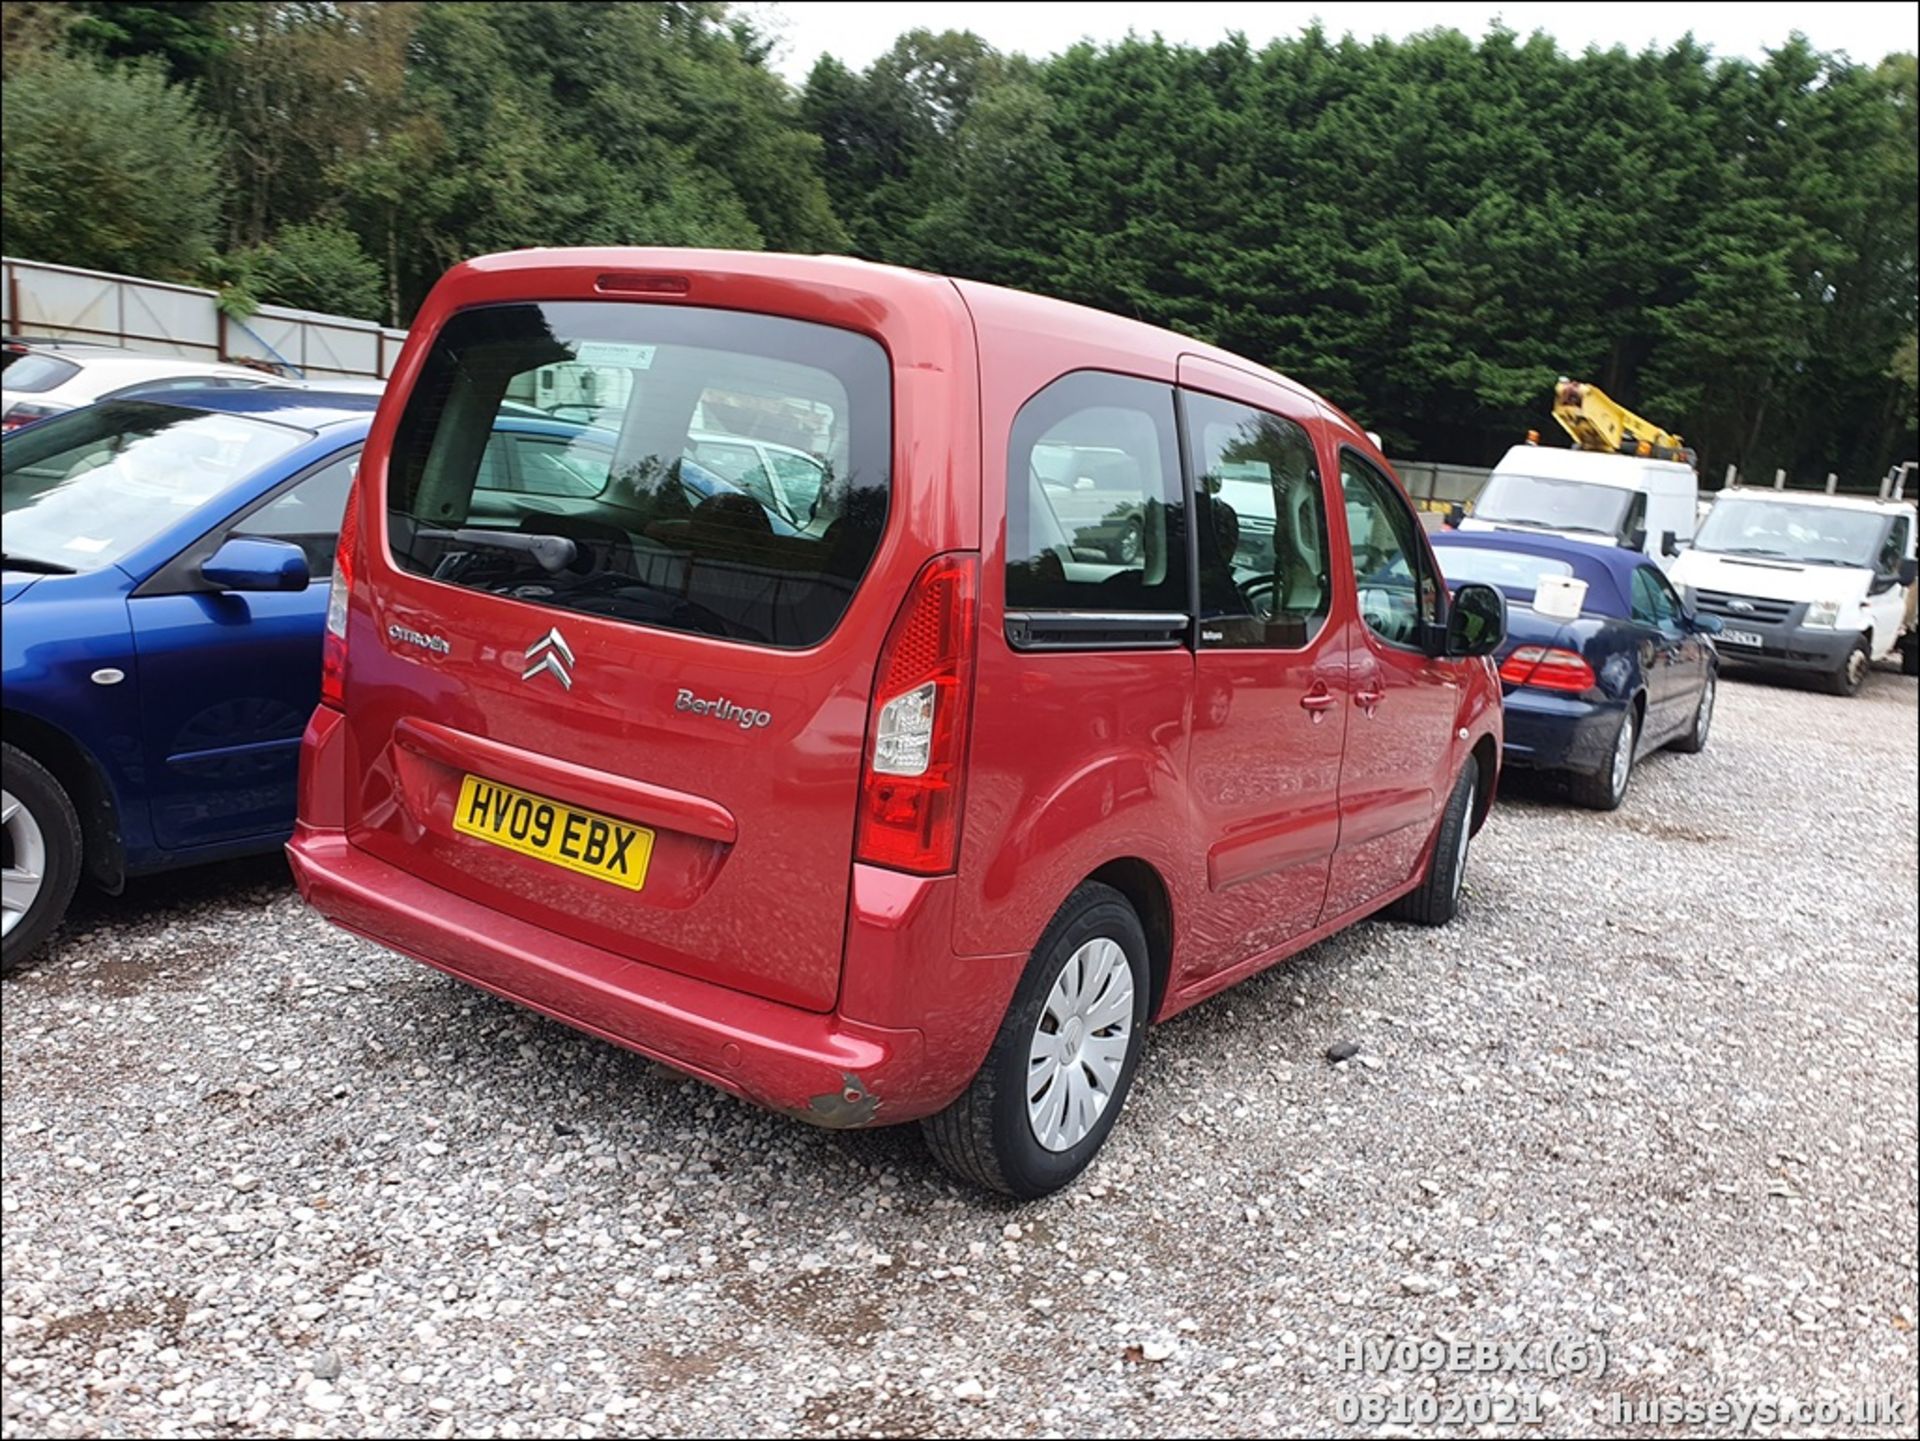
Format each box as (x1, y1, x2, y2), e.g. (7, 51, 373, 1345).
(748, 1, 1919, 82)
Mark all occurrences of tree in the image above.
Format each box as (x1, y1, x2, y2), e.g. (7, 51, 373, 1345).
(65, 2, 230, 84)
(1, 52, 223, 280)
(802, 29, 1001, 261)
(212, 220, 385, 319)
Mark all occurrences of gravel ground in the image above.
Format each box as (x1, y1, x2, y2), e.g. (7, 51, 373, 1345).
(3, 669, 1916, 1440)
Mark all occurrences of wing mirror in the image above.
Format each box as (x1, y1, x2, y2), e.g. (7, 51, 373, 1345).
(1661, 529, 1681, 557)
(1626, 526, 1649, 552)
(200, 536, 310, 592)
(1900, 558, 1918, 587)
(1445, 581, 1507, 658)
(1445, 502, 1465, 530)
(1690, 611, 1724, 635)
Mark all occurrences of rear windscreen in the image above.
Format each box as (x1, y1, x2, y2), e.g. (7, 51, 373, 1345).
(386, 302, 891, 649)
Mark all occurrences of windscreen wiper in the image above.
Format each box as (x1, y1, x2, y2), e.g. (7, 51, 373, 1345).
(1, 552, 76, 575)
(418, 528, 579, 574)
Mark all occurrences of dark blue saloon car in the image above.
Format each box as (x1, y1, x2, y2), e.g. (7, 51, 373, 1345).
(1431, 530, 1721, 810)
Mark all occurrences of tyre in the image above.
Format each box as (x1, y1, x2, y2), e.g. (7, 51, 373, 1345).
(2, 743, 83, 973)
(921, 882, 1150, 1198)
(1668, 672, 1715, 754)
(1820, 636, 1871, 696)
(1387, 761, 1477, 926)
(1109, 518, 1144, 565)
(1902, 634, 1918, 678)
(1570, 705, 1638, 811)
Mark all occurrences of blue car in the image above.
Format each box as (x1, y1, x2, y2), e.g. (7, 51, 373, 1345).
(1430, 530, 1721, 810)
(2, 387, 376, 966)
(2, 390, 814, 965)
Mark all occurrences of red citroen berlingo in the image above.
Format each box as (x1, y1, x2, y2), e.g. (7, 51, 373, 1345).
(289, 249, 1505, 1197)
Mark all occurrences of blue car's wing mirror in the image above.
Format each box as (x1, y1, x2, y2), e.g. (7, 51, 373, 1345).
(200, 537, 310, 593)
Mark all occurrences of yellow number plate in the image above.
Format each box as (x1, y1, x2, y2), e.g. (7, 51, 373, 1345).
(453, 774, 654, 890)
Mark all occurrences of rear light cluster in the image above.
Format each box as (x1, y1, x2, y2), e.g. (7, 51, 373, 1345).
(1499, 645, 1596, 693)
(1, 403, 59, 433)
(854, 554, 979, 875)
(320, 471, 361, 709)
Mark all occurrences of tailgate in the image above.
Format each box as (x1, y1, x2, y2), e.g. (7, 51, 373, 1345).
(339, 293, 901, 1012)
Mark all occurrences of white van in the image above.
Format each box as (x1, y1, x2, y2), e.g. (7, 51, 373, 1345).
(1456, 445, 1698, 571)
(1670, 488, 1918, 695)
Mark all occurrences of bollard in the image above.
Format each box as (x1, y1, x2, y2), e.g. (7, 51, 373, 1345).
(1825, 472, 1838, 494)
(1774, 469, 1786, 490)
(1723, 463, 1737, 490)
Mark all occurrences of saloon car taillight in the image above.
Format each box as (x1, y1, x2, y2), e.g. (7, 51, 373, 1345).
(1498, 645, 1596, 693)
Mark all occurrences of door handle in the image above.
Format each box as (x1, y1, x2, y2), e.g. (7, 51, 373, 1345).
(1355, 685, 1385, 716)
(1300, 684, 1336, 723)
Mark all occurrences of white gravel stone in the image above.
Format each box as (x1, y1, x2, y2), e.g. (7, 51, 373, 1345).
(0, 675, 1914, 1437)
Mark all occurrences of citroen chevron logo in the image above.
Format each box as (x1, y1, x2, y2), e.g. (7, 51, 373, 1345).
(522, 627, 575, 690)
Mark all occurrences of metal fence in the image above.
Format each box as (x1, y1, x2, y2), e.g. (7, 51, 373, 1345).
(1393, 459, 1491, 512)
(2, 256, 406, 379)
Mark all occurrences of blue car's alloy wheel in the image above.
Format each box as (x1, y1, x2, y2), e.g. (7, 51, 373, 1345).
(1, 744, 83, 971)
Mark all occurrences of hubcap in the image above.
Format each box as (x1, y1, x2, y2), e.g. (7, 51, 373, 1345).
(1611, 716, 1635, 800)
(1847, 647, 1868, 688)
(1695, 677, 1715, 741)
(1027, 937, 1134, 1153)
(1450, 778, 1475, 903)
(1, 789, 47, 939)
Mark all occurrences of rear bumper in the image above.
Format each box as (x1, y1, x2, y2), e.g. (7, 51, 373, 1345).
(1498, 689, 1624, 774)
(1709, 624, 1857, 675)
(286, 826, 937, 1128)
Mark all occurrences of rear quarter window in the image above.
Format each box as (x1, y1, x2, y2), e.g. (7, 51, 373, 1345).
(2, 354, 80, 393)
(385, 302, 891, 649)
(1004, 371, 1185, 613)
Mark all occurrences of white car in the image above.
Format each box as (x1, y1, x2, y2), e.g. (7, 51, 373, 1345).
(1671, 487, 1918, 694)
(1, 349, 277, 433)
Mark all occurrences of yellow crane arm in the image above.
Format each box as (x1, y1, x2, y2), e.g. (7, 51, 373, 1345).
(1551, 378, 1695, 465)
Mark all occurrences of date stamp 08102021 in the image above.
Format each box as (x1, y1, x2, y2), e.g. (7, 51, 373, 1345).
(1333, 1335, 1911, 1431)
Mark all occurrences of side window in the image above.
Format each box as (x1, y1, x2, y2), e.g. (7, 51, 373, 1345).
(475, 436, 511, 492)
(1184, 390, 1331, 648)
(1338, 452, 1435, 649)
(513, 436, 610, 498)
(1631, 566, 1682, 632)
(1878, 517, 1910, 576)
(233, 450, 359, 575)
(1621, 490, 1648, 543)
(768, 449, 827, 517)
(688, 439, 789, 519)
(1006, 372, 1184, 613)
(1648, 568, 1684, 632)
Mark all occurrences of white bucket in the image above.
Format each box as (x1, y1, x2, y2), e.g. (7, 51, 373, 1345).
(1533, 573, 1588, 621)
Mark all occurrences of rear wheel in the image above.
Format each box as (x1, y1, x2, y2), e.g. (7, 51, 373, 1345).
(1387, 763, 1477, 926)
(1821, 637, 1871, 696)
(1901, 633, 1918, 677)
(2, 744, 82, 973)
(921, 882, 1149, 1198)
(1571, 706, 1637, 811)
(1669, 673, 1715, 754)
